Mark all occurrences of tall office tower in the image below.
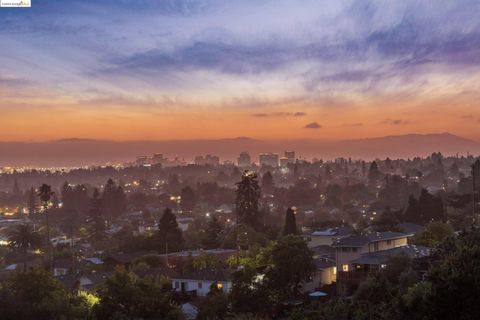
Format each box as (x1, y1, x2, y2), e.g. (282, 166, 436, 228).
(259, 153, 279, 167)
(285, 151, 295, 164)
(237, 151, 251, 167)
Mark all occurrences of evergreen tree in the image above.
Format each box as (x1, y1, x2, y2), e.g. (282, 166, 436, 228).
(235, 171, 261, 228)
(283, 207, 297, 236)
(157, 208, 184, 253)
(38, 184, 54, 273)
(180, 186, 196, 212)
(404, 194, 420, 223)
(88, 188, 105, 241)
(368, 161, 383, 185)
(418, 189, 444, 223)
(102, 179, 127, 224)
(202, 216, 222, 249)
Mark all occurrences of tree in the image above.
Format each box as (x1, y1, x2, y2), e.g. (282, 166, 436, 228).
(373, 207, 401, 232)
(87, 188, 106, 242)
(38, 184, 54, 272)
(183, 253, 221, 273)
(157, 208, 184, 253)
(102, 179, 127, 224)
(230, 265, 274, 316)
(427, 227, 480, 319)
(414, 221, 454, 247)
(197, 284, 228, 320)
(0, 268, 89, 320)
(180, 186, 196, 212)
(282, 207, 297, 236)
(235, 171, 262, 228)
(418, 189, 444, 223)
(94, 271, 179, 320)
(230, 236, 315, 316)
(262, 235, 315, 298)
(403, 195, 420, 223)
(8, 224, 40, 271)
(368, 161, 383, 186)
(202, 216, 222, 249)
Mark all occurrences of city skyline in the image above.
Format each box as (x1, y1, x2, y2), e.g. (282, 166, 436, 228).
(1, 0, 480, 141)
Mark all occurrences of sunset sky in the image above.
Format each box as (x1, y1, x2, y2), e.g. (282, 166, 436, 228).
(1, 0, 480, 141)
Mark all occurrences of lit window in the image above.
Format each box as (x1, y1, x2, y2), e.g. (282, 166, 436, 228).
(216, 282, 223, 290)
(342, 264, 349, 272)
(333, 267, 337, 275)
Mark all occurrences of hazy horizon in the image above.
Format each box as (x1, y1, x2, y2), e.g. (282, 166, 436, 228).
(0, 132, 478, 167)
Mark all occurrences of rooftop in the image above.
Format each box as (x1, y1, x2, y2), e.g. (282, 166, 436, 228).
(333, 231, 411, 247)
(351, 245, 432, 265)
(172, 268, 232, 282)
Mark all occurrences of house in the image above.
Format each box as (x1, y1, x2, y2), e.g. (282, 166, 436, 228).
(51, 235, 73, 247)
(302, 257, 337, 292)
(333, 231, 414, 296)
(304, 226, 352, 248)
(177, 218, 194, 232)
(53, 258, 103, 276)
(171, 268, 232, 297)
(53, 258, 73, 276)
(333, 231, 412, 273)
(350, 245, 431, 272)
(56, 272, 113, 292)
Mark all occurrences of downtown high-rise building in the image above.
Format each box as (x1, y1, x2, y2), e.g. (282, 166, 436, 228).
(237, 151, 251, 167)
(259, 153, 279, 167)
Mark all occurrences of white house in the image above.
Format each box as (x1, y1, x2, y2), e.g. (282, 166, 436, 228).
(171, 269, 232, 297)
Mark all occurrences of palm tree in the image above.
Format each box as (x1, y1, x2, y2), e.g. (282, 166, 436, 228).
(9, 224, 40, 271)
(38, 184, 54, 273)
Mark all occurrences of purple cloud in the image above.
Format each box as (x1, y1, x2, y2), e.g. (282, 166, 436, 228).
(304, 122, 322, 129)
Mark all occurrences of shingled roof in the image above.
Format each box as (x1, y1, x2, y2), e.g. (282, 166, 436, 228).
(351, 245, 432, 265)
(173, 268, 232, 282)
(333, 231, 411, 247)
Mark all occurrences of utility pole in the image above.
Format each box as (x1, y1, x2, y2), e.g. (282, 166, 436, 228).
(165, 242, 169, 267)
(472, 160, 480, 225)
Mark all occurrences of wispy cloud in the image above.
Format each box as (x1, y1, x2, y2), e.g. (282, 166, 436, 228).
(251, 112, 306, 118)
(304, 122, 322, 129)
(381, 119, 411, 125)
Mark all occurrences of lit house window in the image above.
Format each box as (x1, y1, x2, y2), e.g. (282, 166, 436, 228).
(216, 282, 223, 290)
(333, 267, 337, 275)
(342, 264, 349, 272)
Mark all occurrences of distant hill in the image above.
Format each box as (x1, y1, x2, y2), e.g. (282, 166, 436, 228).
(0, 133, 478, 167)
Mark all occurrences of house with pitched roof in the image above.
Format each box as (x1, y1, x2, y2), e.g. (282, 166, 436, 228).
(171, 268, 231, 297)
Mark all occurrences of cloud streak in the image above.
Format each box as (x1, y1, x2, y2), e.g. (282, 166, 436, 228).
(304, 122, 322, 129)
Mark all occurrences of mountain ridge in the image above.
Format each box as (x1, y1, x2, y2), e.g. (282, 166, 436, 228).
(0, 133, 478, 167)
